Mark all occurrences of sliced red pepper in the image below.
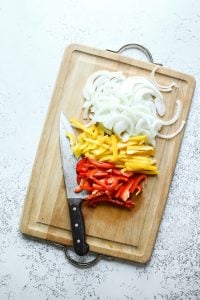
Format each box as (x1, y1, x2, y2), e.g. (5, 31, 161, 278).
(87, 157, 115, 169)
(93, 171, 109, 178)
(108, 175, 128, 182)
(85, 190, 105, 200)
(106, 182, 119, 191)
(78, 172, 88, 178)
(129, 175, 147, 193)
(115, 178, 136, 201)
(85, 196, 135, 209)
(74, 157, 147, 208)
(91, 177, 108, 188)
(112, 169, 134, 177)
(77, 174, 82, 185)
(92, 183, 106, 191)
(76, 178, 93, 192)
(124, 200, 135, 208)
(86, 169, 100, 179)
(74, 185, 83, 193)
(76, 157, 88, 172)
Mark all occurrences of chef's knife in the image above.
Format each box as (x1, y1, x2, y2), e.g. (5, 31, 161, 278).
(59, 112, 89, 256)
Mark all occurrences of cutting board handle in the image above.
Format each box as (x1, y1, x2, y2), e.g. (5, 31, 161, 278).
(64, 247, 101, 268)
(53, 242, 101, 268)
(107, 43, 162, 65)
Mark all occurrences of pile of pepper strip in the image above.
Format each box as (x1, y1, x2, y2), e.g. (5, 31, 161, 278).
(75, 157, 146, 208)
(67, 119, 158, 209)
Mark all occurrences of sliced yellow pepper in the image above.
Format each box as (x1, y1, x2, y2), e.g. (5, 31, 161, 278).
(66, 119, 158, 175)
(66, 133, 76, 146)
(111, 134, 118, 161)
(70, 118, 90, 132)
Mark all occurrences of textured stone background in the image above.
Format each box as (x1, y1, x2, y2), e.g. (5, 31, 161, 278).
(0, 0, 200, 299)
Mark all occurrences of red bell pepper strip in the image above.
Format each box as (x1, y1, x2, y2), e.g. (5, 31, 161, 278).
(85, 197, 136, 209)
(87, 157, 115, 169)
(74, 157, 147, 208)
(112, 169, 134, 178)
(115, 178, 136, 201)
(129, 175, 147, 193)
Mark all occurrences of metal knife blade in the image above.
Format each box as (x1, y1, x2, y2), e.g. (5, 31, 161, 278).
(59, 112, 89, 256)
(60, 112, 86, 199)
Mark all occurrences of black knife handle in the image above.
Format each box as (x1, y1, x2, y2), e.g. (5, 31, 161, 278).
(68, 199, 89, 256)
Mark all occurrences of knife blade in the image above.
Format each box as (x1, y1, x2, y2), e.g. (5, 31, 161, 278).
(59, 112, 89, 256)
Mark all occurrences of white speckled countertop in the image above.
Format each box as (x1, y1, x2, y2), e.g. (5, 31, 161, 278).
(0, 0, 200, 299)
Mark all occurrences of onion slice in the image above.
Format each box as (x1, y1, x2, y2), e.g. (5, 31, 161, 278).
(151, 66, 178, 92)
(157, 120, 185, 139)
(160, 100, 182, 126)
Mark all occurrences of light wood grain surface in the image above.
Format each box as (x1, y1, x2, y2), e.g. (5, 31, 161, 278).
(20, 44, 195, 263)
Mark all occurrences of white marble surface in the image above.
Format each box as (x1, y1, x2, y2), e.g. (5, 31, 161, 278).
(0, 0, 200, 299)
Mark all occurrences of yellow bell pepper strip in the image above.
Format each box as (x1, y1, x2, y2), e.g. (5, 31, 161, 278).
(111, 134, 118, 160)
(69, 118, 90, 132)
(66, 133, 76, 147)
(68, 119, 158, 175)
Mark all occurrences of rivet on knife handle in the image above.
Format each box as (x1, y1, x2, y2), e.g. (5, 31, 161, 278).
(68, 199, 89, 256)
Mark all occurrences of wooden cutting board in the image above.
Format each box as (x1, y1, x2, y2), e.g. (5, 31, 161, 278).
(20, 44, 195, 263)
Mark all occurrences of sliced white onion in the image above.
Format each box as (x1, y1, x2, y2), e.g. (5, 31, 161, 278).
(154, 97, 166, 117)
(157, 121, 185, 139)
(82, 70, 184, 145)
(151, 66, 179, 92)
(159, 100, 182, 126)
